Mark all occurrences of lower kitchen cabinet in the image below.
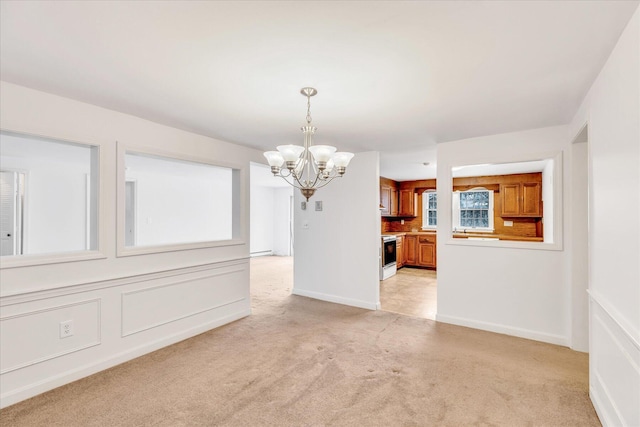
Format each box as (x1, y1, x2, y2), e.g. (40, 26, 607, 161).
(404, 235, 417, 266)
(396, 235, 405, 268)
(417, 235, 436, 268)
(403, 234, 436, 269)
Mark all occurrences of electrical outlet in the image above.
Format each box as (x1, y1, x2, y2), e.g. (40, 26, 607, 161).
(504, 220, 513, 227)
(60, 320, 74, 338)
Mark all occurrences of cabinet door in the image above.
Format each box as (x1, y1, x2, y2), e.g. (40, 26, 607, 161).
(521, 182, 541, 216)
(417, 236, 436, 268)
(396, 236, 404, 268)
(404, 235, 417, 265)
(399, 189, 416, 216)
(390, 188, 398, 216)
(380, 185, 391, 216)
(501, 184, 520, 216)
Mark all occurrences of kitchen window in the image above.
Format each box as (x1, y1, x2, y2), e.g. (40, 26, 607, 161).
(452, 188, 494, 232)
(422, 191, 437, 229)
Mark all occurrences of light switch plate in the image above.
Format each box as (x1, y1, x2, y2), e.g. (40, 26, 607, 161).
(301, 201, 306, 210)
(315, 201, 323, 211)
(504, 220, 513, 227)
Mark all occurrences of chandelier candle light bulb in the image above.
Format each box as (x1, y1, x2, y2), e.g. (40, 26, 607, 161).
(263, 87, 354, 201)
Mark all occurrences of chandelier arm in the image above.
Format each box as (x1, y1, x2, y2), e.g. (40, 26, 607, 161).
(314, 175, 342, 189)
(276, 173, 306, 191)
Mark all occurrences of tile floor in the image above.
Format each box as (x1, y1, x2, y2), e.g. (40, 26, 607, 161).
(379, 267, 437, 319)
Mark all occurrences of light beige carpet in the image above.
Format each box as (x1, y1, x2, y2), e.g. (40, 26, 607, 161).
(0, 256, 599, 426)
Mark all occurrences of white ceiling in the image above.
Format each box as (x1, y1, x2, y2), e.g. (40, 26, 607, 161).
(1, 1, 637, 180)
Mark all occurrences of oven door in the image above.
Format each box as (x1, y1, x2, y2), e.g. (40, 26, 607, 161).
(381, 236, 397, 280)
(382, 238, 397, 266)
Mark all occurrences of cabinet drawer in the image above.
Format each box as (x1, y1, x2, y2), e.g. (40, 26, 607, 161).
(418, 236, 435, 243)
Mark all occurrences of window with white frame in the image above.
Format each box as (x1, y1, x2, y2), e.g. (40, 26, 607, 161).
(422, 191, 437, 229)
(452, 188, 494, 232)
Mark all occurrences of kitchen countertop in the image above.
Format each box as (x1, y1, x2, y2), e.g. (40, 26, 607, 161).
(382, 231, 542, 242)
(382, 231, 435, 236)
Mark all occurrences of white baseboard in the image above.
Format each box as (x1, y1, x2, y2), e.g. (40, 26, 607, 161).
(435, 313, 568, 346)
(292, 288, 377, 310)
(0, 309, 250, 409)
(250, 251, 273, 257)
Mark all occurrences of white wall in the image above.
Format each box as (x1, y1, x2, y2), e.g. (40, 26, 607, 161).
(436, 125, 572, 345)
(249, 162, 293, 256)
(568, 7, 640, 426)
(125, 156, 233, 247)
(0, 81, 263, 408)
(273, 187, 293, 256)
(293, 151, 381, 309)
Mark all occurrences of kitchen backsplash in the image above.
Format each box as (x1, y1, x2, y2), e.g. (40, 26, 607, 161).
(381, 216, 424, 233)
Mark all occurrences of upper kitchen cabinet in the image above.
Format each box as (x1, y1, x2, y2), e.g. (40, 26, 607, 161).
(398, 189, 418, 217)
(380, 177, 399, 217)
(500, 182, 541, 217)
(380, 183, 391, 216)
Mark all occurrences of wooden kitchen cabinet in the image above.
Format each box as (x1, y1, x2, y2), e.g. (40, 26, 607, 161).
(390, 187, 398, 216)
(398, 189, 417, 217)
(500, 182, 542, 217)
(404, 235, 417, 265)
(417, 235, 437, 268)
(402, 234, 436, 269)
(380, 184, 391, 216)
(380, 179, 399, 217)
(396, 235, 404, 268)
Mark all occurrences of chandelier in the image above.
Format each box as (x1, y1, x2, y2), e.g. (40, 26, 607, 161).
(263, 87, 354, 201)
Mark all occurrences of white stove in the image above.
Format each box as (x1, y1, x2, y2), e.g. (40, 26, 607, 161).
(380, 235, 397, 280)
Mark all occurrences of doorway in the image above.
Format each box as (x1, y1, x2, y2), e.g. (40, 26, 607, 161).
(570, 125, 589, 352)
(0, 170, 26, 256)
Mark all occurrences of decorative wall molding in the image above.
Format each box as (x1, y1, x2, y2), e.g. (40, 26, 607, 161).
(0, 299, 101, 374)
(588, 290, 640, 350)
(1, 258, 249, 305)
(121, 267, 246, 337)
(0, 308, 249, 409)
(589, 295, 640, 427)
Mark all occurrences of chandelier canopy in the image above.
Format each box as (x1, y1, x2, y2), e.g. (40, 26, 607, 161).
(263, 87, 354, 201)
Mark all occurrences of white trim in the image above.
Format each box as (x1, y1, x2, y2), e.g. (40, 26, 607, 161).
(436, 313, 568, 346)
(442, 150, 563, 251)
(452, 187, 494, 232)
(421, 190, 438, 230)
(292, 288, 378, 310)
(0, 128, 108, 269)
(116, 142, 248, 257)
(589, 290, 640, 351)
(0, 257, 249, 302)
